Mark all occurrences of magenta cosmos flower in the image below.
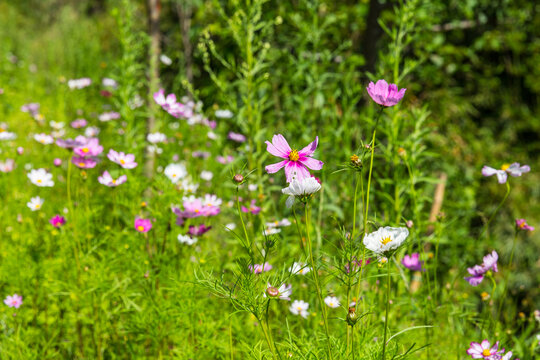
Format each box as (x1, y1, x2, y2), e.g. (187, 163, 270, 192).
(467, 340, 505, 359)
(49, 215, 66, 228)
(265, 134, 323, 183)
(107, 149, 138, 169)
(402, 253, 424, 271)
(134, 218, 152, 233)
(464, 251, 498, 286)
(516, 218, 534, 231)
(72, 156, 97, 169)
(4, 294, 23, 308)
(366, 80, 406, 107)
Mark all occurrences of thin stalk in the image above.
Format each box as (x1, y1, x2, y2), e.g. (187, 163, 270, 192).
(305, 204, 333, 360)
(381, 259, 391, 360)
(496, 230, 519, 321)
(481, 182, 511, 240)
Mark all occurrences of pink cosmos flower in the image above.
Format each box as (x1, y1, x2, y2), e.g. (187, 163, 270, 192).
(402, 253, 424, 271)
(98, 171, 127, 187)
(242, 200, 261, 215)
(134, 218, 152, 233)
(265, 134, 324, 183)
(366, 80, 406, 107)
(249, 262, 272, 274)
(72, 156, 97, 169)
(464, 251, 498, 286)
(49, 215, 66, 228)
(71, 119, 87, 128)
(516, 219, 534, 231)
(107, 149, 137, 169)
(153, 89, 193, 119)
(53, 158, 62, 166)
(482, 163, 530, 184)
(98, 111, 120, 122)
(265, 283, 292, 301)
(227, 131, 246, 143)
(74, 138, 103, 157)
(217, 155, 234, 164)
(0, 159, 15, 173)
(467, 340, 504, 359)
(4, 294, 23, 308)
(188, 224, 212, 237)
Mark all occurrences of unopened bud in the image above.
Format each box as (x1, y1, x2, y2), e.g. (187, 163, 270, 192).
(233, 174, 244, 184)
(266, 286, 279, 297)
(346, 307, 358, 326)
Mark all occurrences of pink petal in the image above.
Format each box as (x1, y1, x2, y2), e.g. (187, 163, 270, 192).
(285, 162, 310, 182)
(266, 140, 289, 158)
(300, 157, 323, 170)
(496, 171, 507, 184)
(265, 160, 287, 174)
(298, 136, 319, 157)
(271, 134, 291, 155)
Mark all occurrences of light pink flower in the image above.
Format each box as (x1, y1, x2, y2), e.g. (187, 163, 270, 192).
(366, 80, 406, 107)
(467, 340, 504, 359)
(482, 163, 530, 184)
(516, 219, 534, 231)
(249, 262, 272, 274)
(0, 159, 15, 173)
(4, 294, 22, 308)
(98, 171, 127, 187)
(72, 156, 97, 169)
(265, 134, 323, 183)
(74, 138, 103, 157)
(107, 149, 137, 169)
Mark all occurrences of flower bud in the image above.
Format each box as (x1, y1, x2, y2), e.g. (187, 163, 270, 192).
(266, 286, 279, 298)
(346, 307, 358, 326)
(233, 174, 244, 184)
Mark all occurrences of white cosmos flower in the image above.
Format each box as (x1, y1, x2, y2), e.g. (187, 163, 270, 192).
(324, 296, 340, 308)
(263, 227, 281, 236)
(282, 177, 321, 208)
(178, 234, 197, 245)
(34, 133, 54, 145)
(0, 131, 17, 140)
(215, 109, 233, 119)
(180, 179, 199, 194)
(289, 262, 311, 275)
(264, 283, 292, 301)
(266, 218, 291, 228)
(85, 126, 100, 137)
(28, 168, 54, 187)
(49, 121, 64, 130)
(200, 170, 213, 181)
(164, 163, 187, 183)
(363, 226, 409, 255)
(482, 163, 530, 184)
(27, 196, 44, 211)
(290, 300, 309, 318)
(147, 132, 167, 144)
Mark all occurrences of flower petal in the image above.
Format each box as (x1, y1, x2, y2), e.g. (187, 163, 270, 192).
(300, 156, 324, 170)
(265, 160, 287, 174)
(298, 136, 319, 157)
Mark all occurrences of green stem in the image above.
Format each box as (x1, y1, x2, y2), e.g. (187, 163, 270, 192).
(481, 182, 511, 240)
(381, 259, 391, 360)
(496, 229, 518, 322)
(236, 187, 253, 261)
(305, 204, 333, 360)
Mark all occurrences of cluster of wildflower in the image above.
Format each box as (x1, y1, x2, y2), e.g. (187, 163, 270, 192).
(467, 340, 515, 359)
(153, 89, 193, 119)
(465, 251, 499, 286)
(67, 78, 92, 90)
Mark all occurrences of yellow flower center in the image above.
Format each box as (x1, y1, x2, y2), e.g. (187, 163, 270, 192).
(518, 222, 525, 228)
(0, 128, 4, 132)
(381, 236, 392, 245)
(172, 173, 177, 178)
(120, 159, 126, 164)
(112, 179, 116, 184)
(79, 162, 85, 167)
(297, 306, 302, 311)
(482, 349, 491, 356)
(289, 149, 299, 162)
(37, 179, 42, 183)
(137, 225, 145, 231)
(35, 205, 40, 209)
(82, 147, 89, 153)
(501, 163, 510, 171)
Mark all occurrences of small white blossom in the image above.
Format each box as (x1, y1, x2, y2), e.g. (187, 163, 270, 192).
(200, 170, 213, 181)
(34, 133, 54, 145)
(282, 177, 321, 208)
(324, 296, 340, 308)
(215, 109, 233, 119)
(178, 234, 197, 245)
(27, 196, 44, 211)
(28, 168, 54, 187)
(290, 300, 309, 318)
(289, 262, 311, 275)
(147, 132, 167, 144)
(363, 226, 409, 255)
(164, 163, 187, 183)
